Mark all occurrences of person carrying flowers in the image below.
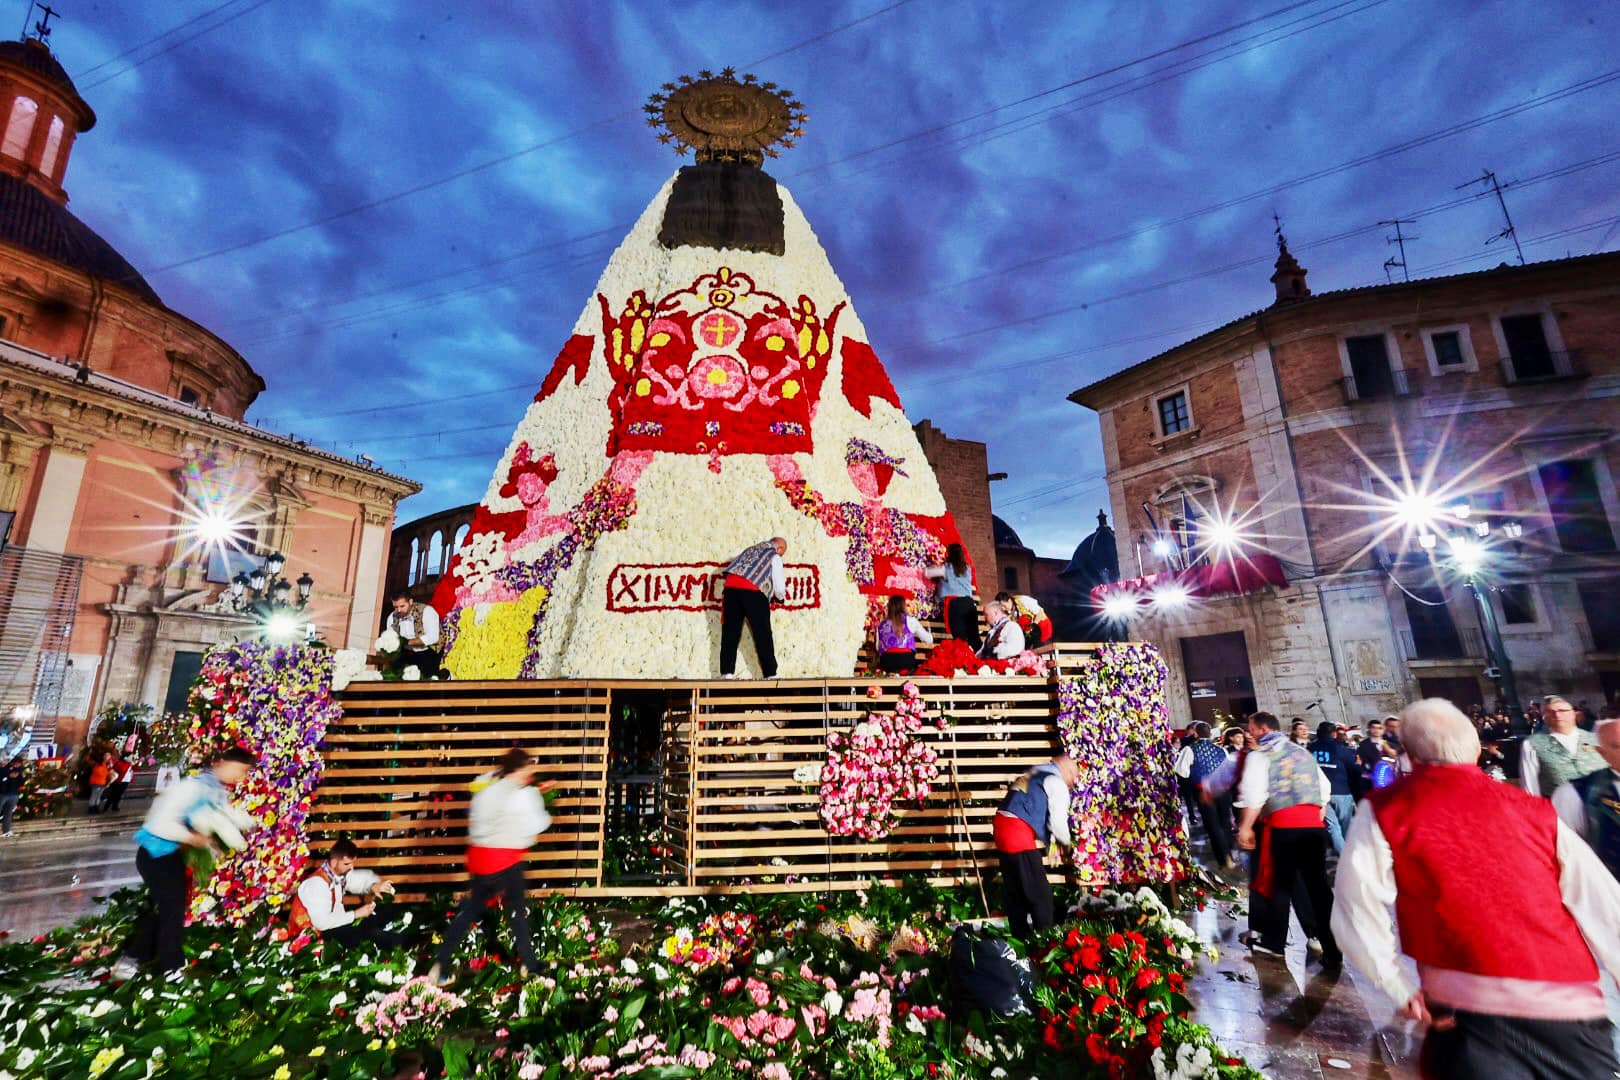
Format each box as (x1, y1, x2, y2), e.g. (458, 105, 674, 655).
(111, 746, 258, 976)
(992, 754, 1079, 941)
(426, 748, 558, 985)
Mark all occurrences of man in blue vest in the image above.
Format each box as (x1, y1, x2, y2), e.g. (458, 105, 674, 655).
(992, 755, 1080, 941)
(1176, 722, 1235, 868)
(1552, 718, 1620, 881)
(719, 537, 788, 679)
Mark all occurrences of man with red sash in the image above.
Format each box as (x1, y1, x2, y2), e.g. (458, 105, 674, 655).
(1234, 711, 1339, 965)
(992, 754, 1079, 941)
(1333, 698, 1620, 1078)
(719, 537, 788, 679)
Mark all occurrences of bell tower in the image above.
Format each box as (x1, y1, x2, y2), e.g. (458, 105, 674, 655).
(0, 12, 96, 204)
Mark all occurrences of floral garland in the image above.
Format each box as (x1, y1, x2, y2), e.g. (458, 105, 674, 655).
(1056, 643, 1191, 886)
(915, 638, 1051, 678)
(659, 911, 758, 973)
(819, 681, 949, 840)
(186, 643, 341, 924)
(16, 758, 71, 820)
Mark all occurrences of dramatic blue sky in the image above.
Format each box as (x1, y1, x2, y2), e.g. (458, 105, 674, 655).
(38, 0, 1620, 556)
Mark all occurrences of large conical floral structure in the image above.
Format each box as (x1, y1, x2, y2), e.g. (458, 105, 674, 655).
(433, 71, 971, 679)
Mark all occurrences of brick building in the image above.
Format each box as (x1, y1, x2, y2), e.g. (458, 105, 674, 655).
(1072, 240, 1620, 729)
(0, 37, 417, 744)
(994, 510, 1118, 641)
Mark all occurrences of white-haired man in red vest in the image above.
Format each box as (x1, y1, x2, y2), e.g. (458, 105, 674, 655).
(1332, 697, 1620, 1078)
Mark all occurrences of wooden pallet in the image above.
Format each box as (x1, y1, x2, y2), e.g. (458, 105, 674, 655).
(312, 649, 1104, 899)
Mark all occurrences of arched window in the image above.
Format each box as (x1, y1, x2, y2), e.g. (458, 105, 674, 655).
(38, 115, 63, 177)
(407, 537, 420, 586)
(452, 522, 470, 556)
(2, 97, 38, 160)
(426, 530, 445, 577)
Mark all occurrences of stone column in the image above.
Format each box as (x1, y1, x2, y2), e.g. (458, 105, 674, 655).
(346, 504, 393, 649)
(0, 429, 46, 515)
(25, 429, 96, 552)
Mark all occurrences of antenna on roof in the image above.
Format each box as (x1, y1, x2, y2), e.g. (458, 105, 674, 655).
(1271, 210, 1287, 251)
(22, 2, 59, 45)
(1379, 218, 1416, 282)
(1456, 169, 1524, 265)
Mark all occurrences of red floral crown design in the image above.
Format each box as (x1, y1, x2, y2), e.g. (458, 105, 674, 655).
(498, 442, 559, 498)
(598, 267, 841, 461)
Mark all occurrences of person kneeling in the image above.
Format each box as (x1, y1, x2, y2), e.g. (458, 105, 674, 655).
(874, 594, 933, 674)
(290, 837, 407, 950)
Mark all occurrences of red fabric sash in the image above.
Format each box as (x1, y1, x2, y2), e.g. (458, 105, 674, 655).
(724, 573, 760, 593)
(1252, 803, 1323, 899)
(993, 813, 1039, 854)
(467, 846, 525, 876)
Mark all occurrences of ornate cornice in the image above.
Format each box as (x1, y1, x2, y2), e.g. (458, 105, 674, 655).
(361, 504, 395, 527)
(0, 359, 420, 506)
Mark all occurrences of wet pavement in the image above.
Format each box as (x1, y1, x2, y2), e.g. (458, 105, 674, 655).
(0, 815, 141, 939)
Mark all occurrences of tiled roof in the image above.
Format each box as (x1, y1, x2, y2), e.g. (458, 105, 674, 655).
(0, 173, 161, 303)
(1069, 249, 1620, 404)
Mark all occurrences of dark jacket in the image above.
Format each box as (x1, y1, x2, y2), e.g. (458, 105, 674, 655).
(1310, 737, 1361, 797)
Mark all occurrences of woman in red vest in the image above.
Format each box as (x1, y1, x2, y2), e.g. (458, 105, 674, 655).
(1332, 698, 1620, 1079)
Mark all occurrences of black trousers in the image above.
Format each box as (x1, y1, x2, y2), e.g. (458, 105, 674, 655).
(433, 863, 540, 974)
(1420, 1011, 1618, 1080)
(102, 780, 130, 812)
(1197, 794, 1234, 865)
(124, 848, 188, 972)
(325, 906, 409, 951)
(394, 647, 441, 679)
(1253, 826, 1337, 956)
(877, 650, 916, 674)
(998, 849, 1054, 942)
(943, 597, 982, 651)
(719, 588, 776, 677)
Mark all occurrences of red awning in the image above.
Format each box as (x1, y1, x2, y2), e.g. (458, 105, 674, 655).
(1090, 553, 1287, 608)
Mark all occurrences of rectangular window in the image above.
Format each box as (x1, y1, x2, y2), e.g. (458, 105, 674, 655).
(1345, 335, 1393, 399)
(1539, 459, 1617, 553)
(1498, 584, 1536, 624)
(1578, 579, 1620, 652)
(1431, 331, 1465, 368)
(1403, 587, 1463, 659)
(1501, 314, 1554, 380)
(1003, 566, 1019, 590)
(1156, 391, 1190, 435)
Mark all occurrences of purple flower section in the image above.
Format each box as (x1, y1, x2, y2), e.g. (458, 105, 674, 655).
(1055, 643, 1191, 886)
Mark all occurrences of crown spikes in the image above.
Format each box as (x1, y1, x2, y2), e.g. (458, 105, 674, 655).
(741, 72, 757, 83)
(661, 82, 677, 91)
(678, 74, 694, 84)
(657, 133, 674, 144)
(720, 66, 736, 77)
(646, 118, 662, 127)
(643, 103, 661, 114)
(764, 147, 780, 158)
(698, 68, 714, 79)
(761, 81, 777, 91)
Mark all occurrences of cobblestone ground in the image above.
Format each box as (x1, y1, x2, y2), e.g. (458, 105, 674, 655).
(2, 815, 1616, 1079)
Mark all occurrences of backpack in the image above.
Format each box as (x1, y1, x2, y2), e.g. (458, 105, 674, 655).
(947, 926, 1033, 1017)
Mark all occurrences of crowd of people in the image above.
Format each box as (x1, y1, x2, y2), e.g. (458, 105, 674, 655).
(1171, 694, 1620, 1077)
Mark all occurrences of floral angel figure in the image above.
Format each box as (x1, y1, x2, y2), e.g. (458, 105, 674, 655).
(770, 439, 947, 617)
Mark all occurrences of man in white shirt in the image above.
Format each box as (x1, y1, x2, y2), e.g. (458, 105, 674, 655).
(1520, 695, 1606, 797)
(719, 538, 788, 679)
(1333, 698, 1620, 1077)
(387, 591, 442, 679)
(976, 601, 1026, 660)
(1551, 717, 1620, 882)
(290, 838, 407, 949)
(992, 755, 1079, 940)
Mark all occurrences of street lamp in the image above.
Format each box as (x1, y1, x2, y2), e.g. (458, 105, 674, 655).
(1434, 522, 1523, 718)
(216, 551, 316, 643)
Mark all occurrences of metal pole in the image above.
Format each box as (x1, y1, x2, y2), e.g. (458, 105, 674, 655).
(1467, 573, 1520, 717)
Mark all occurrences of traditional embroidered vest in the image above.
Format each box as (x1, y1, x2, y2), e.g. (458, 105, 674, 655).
(876, 618, 915, 652)
(1573, 771, 1620, 882)
(1527, 731, 1605, 794)
(387, 602, 429, 643)
(998, 763, 1062, 844)
(1259, 736, 1323, 817)
(726, 542, 778, 597)
(1369, 765, 1599, 983)
(1188, 740, 1226, 784)
(287, 865, 340, 937)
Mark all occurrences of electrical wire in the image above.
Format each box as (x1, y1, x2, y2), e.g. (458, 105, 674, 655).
(78, 0, 279, 90)
(72, 0, 253, 78)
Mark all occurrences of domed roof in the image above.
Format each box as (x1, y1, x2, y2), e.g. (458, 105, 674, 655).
(0, 173, 161, 303)
(1061, 509, 1119, 585)
(991, 514, 1026, 549)
(0, 39, 95, 129)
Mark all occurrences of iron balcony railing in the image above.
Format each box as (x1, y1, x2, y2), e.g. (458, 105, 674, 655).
(1500, 349, 1586, 385)
(1398, 624, 1485, 662)
(1341, 366, 1412, 403)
